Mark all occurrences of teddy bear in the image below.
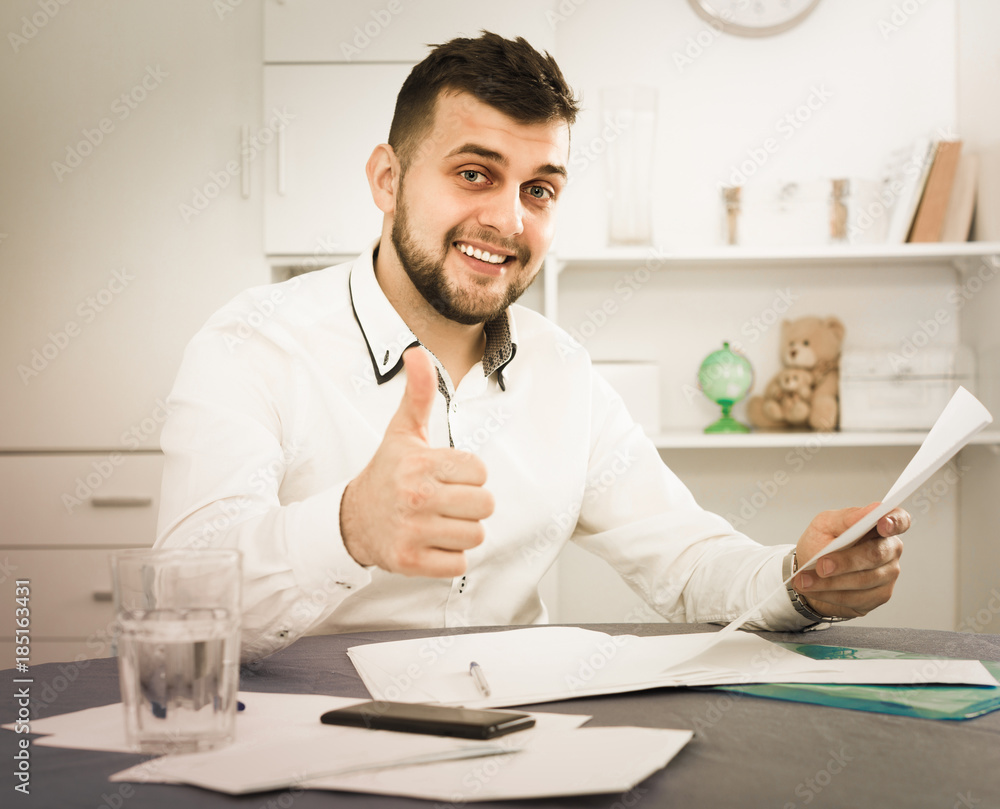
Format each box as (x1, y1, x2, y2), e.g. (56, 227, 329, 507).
(747, 316, 845, 431)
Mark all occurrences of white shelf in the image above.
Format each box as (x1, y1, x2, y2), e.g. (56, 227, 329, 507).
(651, 430, 1000, 450)
(541, 241, 1000, 321)
(550, 241, 1000, 270)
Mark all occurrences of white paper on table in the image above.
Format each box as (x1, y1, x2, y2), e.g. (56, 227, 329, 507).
(117, 726, 516, 795)
(347, 627, 998, 710)
(106, 708, 592, 793)
(716, 385, 993, 640)
(2, 692, 357, 755)
(302, 726, 694, 802)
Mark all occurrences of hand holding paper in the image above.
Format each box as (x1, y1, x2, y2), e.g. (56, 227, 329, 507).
(789, 386, 992, 620)
(791, 502, 908, 620)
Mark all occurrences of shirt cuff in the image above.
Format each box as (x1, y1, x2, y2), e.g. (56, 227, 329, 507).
(755, 545, 825, 631)
(285, 480, 373, 598)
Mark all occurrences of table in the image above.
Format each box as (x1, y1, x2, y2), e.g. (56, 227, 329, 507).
(3, 623, 999, 808)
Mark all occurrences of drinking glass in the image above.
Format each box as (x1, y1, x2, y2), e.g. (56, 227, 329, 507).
(111, 548, 242, 754)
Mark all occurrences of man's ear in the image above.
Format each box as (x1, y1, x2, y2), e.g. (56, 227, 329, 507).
(366, 143, 400, 215)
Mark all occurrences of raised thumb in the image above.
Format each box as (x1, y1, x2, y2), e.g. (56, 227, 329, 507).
(389, 346, 437, 440)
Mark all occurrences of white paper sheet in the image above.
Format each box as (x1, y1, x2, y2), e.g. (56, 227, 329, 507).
(119, 725, 517, 795)
(302, 726, 694, 802)
(107, 710, 598, 795)
(2, 692, 354, 754)
(801, 386, 991, 570)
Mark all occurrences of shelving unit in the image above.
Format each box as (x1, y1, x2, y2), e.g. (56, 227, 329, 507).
(540, 239, 999, 630)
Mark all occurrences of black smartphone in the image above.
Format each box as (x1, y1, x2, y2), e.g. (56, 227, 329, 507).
(320, 701, 535, 740)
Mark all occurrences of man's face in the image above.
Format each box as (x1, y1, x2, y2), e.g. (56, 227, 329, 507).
(390, 91, 570, 325)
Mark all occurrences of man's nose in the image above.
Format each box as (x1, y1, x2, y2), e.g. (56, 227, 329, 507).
(477, 186, 524, 239)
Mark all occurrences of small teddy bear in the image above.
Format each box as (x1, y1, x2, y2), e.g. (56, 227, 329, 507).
(762, 367, 814, 426)
(748, 316, 845, 431)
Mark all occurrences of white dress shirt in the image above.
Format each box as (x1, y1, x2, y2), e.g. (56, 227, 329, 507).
(156, 244, 811, 661)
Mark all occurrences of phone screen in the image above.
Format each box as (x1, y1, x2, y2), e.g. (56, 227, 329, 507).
(320, 701, 535, 739)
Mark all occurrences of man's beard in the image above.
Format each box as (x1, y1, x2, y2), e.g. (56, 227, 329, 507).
(390, 192, 534, 326)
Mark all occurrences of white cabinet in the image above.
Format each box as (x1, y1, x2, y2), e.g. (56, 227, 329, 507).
(0, 2, 267, 450)
(0, 453, 163, 664)
(0, 0, 266, 662)
(263, 64, 413, 256)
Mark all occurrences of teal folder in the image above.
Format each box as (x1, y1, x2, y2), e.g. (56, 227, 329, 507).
(704, 642, 1000, 721)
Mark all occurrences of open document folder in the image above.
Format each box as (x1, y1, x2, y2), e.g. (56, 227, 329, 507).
(348, 627, 998, 709)
(348, 387, 996, 709)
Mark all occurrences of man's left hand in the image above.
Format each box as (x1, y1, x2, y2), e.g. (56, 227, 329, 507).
(792, 503, 908, 620)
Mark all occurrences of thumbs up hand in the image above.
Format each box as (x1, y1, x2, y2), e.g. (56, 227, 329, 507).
(341, 347, 495, 577)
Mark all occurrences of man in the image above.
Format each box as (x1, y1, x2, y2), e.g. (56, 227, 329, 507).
(156, 32, 906, 662)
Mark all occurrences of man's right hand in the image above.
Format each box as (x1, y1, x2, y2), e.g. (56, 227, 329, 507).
(340, 347, 494, 577)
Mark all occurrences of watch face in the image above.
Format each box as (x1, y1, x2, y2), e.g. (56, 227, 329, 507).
(688, 0, 822, 37)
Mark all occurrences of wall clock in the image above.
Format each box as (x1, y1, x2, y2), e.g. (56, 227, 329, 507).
(688, 0, 822, 37)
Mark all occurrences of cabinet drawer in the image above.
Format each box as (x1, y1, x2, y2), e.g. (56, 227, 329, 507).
(1, 549, 130, 646)
(0, 454, 162, 547)
(0, 639, 113, 668)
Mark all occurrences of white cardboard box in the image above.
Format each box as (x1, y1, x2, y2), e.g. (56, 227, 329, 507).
(839, 346, 975, 431)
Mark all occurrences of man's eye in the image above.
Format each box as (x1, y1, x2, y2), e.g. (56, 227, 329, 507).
(526, 185, 554, 200)
(461, 170, 487, 183)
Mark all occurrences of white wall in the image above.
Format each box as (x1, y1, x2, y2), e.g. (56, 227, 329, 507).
(956, 0, 1000, 634)
(553, 0, 958, 252)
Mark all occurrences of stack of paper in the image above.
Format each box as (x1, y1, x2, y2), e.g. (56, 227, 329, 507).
(5, 693, 694, 800)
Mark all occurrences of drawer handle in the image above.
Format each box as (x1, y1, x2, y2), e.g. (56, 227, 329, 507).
(89, 496, 153, 508)
(277, 125, 287, 196)
(92, 591, 113, 602)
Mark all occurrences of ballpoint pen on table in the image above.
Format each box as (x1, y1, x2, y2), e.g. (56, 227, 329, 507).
(469, 661, 491, 697)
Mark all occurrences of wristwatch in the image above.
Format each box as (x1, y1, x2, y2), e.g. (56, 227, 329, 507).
(783, 550, 848, 625)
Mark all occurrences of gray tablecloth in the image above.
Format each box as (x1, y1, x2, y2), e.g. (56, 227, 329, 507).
(2, 623, 999, 808)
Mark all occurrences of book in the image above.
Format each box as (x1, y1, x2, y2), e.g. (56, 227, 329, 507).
(885, 138, 935, 244)
(940, 151, 978, 242)
(973, 142, 1000, 242)
(909, 139, 963, 242)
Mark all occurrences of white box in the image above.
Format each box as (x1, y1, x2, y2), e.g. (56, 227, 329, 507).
(592, 361, 660, 435)
(839, 346, 975, 431)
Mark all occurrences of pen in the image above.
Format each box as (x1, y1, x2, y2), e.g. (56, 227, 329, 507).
(469, 661, 491, 697)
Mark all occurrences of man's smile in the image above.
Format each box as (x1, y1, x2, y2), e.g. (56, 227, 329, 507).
(454, 239, 515, 276)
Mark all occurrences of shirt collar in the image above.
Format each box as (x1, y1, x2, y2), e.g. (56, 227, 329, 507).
(349, 241, 518, 388)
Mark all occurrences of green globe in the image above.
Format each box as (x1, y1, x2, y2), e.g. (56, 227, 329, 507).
(697, 342, 754, 433)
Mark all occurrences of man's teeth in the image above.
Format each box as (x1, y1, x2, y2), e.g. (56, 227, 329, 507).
(458, 243, 508, 264)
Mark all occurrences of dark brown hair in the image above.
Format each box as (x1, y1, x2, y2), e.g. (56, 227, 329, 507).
(388, 30, 579, 168)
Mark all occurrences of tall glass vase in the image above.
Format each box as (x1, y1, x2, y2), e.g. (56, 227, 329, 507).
(601, 86, 658, 246)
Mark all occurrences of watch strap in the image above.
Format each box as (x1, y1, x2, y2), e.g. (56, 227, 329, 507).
(782, 549, 848, 625)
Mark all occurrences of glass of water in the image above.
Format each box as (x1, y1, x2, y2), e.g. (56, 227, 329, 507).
(111, 548, 242, 754)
